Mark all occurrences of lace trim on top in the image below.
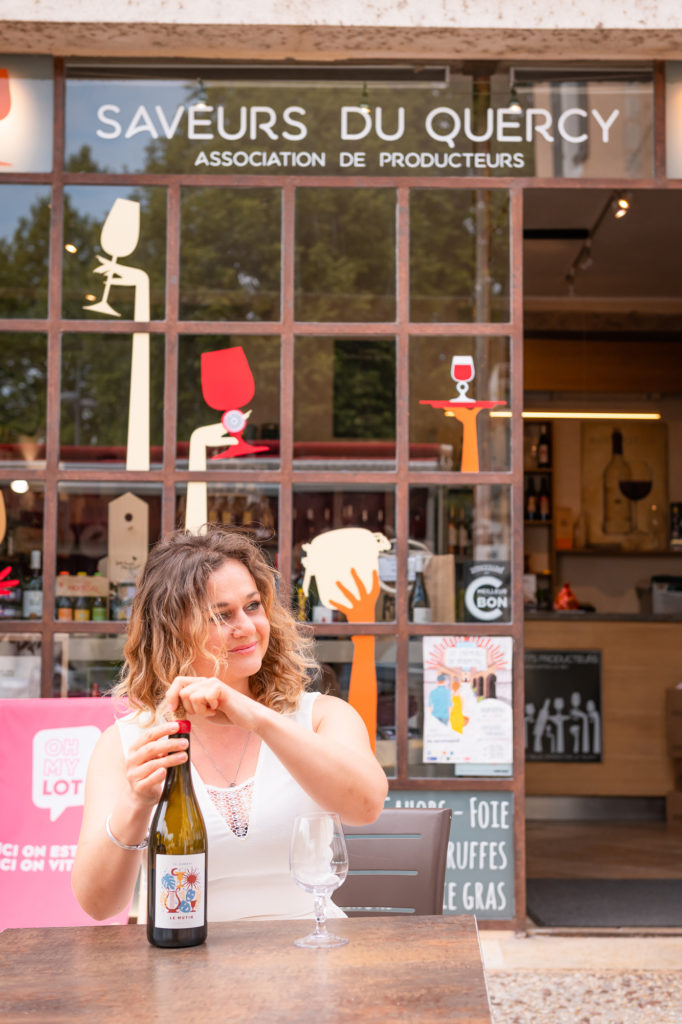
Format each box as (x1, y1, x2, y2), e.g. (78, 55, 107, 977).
(204, 777, 255, 839)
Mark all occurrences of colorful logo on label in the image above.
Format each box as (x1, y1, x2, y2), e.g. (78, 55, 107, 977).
(159, 864, 203, 916)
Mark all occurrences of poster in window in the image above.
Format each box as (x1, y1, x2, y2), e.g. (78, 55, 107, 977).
(422, 635, 512, 776)
(524, 649, 602, 762)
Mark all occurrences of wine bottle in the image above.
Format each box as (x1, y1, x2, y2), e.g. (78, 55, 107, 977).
(147, 720, 208, 949)
(525, 477, 538, 521)
(409, 556, 432, 623)
(22, 549, 43, 620)
(73, 572, 91, 621)
(537, 424, 551, 468)
(56, 571, 74, 621)
(538, 477, 551, 521)
(602, 429, 632, 534)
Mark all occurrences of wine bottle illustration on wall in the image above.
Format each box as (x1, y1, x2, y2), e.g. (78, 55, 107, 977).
(602, 429, 632, 534)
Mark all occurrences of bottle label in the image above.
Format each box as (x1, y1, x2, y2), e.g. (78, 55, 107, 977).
(57, 607, 74, 621)
(22, 591, 43, 618)
(73, 609, 91, 621)
(153, 853, 205, 929)
(411, 607, 432, 624)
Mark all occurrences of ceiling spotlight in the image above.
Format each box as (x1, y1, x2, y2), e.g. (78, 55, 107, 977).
(64, 243, 78, 254)
(614, 193, 631, 218)
(10, 479, 29, 494)
(359, 82, 371, 115)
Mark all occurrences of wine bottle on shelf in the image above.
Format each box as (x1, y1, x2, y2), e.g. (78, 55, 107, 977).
(22, 549, 43, 620)
(147, 720, 208, 949)
(73, 572, 91, 622)
(537, 424, 551, 468)
(602, 429, 632, 534)
(538, 477, 551, 521)
(525, 477, 538, 521)
(409, 556, 432, 623)
(56, 571, 74, 621)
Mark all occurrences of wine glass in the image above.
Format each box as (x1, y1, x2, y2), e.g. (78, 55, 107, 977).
(200, 346, 269, 458)
(618, 459, 653, 542)
(450, 355, 475, 402)
(83, 198, 141, 316)
(289, 812, 349, 949)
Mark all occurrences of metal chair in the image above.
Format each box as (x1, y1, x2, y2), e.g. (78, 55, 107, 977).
(336, 807, 452, 916)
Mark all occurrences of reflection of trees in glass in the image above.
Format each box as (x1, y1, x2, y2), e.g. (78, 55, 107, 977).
(410, 190, 509, 322)
(180, 189, 281, 321)
(0, 188, 50, 317)
(0, 334, 47, 448)
(295, 189, 396, 322)
(333, 340, 395, 439)
(60, 334, 164, 453)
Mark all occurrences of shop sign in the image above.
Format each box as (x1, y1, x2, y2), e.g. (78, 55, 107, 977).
(385, 790, 515, 919)
(525, 649, 602, 762)
(0, 697, 131, 927)
(65, 73, 653, 179)
(0, 55, 53, 173)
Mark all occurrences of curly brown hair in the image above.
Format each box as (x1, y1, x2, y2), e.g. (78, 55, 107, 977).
(115, 525, 316, 717)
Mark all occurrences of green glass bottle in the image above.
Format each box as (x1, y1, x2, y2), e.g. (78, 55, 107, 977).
(147, 720, 208, 948)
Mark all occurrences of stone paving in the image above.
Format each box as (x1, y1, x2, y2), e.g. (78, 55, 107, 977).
(480, 931, 682, 1024)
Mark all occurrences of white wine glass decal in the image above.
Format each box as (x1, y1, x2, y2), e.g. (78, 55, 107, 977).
(450, 355, 475, 402)
(83, 198, 141, 317)
(289, 812, 349, 949)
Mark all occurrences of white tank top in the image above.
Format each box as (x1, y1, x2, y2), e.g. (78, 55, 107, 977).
(117, 691, 345, 922)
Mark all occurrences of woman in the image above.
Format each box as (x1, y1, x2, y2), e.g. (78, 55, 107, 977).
(72, 526, 388, 922)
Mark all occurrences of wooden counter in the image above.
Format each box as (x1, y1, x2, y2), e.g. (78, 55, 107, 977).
(525, 618, 682, 797)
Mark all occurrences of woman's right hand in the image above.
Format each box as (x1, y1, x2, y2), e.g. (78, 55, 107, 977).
(123, 721, 189, 807)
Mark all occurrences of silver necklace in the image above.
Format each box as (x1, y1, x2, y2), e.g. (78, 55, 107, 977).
(191, 728, 252, 788)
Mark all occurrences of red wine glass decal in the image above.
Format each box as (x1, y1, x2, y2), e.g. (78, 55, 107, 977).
(451, 355, 475, 402)
(200, 347, 269, 459)
(0, 69, 12, 167)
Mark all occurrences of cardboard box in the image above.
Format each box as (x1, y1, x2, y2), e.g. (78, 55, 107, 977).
(666, 791, 682, 830)
(666, 688, 682, 757)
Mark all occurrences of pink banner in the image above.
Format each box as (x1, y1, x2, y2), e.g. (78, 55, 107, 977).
(0, 698, 131, 929)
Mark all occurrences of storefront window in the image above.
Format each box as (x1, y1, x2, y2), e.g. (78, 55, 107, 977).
(0, 334, 47, 466)
(0, 483, 44, 622)
(294, 336, 396, 468)
(292, 485, 395, 623)
(0, 635, 42, 698)
(409, 335, 511, 472)
(409, 484, 512, 624)
(62, 185, 166, 321)
(180, 187, 281, 321)
(0, 185, 50, 317)
(408, 633, 514, 779)
(314, 635, 397, 775)
(294, 188, 396, 321)
(175, 483, 278, 557)
(177, 335, 280, 470)
(60, 334, 164, 468)
(52, 633, 125, 697)
(55, 483, 162, 620)
(410, 190, 510, 323)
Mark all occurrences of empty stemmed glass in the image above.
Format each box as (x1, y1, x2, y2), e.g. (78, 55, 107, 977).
(289, 812, 349, 949)
(83, 198, 141, 316)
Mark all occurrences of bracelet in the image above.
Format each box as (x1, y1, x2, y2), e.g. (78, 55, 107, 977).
(105, 814, 149, 851)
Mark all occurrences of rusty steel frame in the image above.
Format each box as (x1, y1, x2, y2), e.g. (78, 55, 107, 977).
(0, 59, 677, 930)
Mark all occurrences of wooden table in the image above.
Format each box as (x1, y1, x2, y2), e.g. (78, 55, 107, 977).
(0, 916, 491, 1024)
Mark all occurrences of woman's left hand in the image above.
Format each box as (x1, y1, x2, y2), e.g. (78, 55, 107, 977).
(165, 675, 264, 732)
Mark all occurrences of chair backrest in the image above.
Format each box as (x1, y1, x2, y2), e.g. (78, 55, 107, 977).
(336, 807, 452, 916)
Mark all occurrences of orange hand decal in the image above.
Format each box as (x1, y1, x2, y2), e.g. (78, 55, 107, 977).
(329, 569, 380, 752)
(329, 568, 380, 623)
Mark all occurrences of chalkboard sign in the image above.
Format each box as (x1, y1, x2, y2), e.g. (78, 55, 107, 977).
(385, 790, 515, 920)
(525, 649, 602, 762)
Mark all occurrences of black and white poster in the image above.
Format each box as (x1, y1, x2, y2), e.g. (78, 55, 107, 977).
(524, 649, 602, 762)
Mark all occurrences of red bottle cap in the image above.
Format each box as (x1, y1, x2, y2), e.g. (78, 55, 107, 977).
(174, 720, 191, 733)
